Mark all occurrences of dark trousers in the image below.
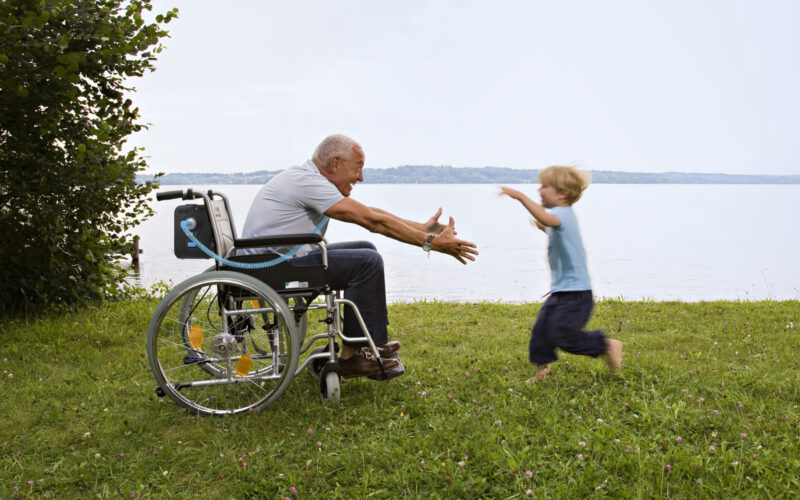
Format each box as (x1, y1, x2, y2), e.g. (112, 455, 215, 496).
(529, 290, 607, 365)
(289, 241, 388, 347)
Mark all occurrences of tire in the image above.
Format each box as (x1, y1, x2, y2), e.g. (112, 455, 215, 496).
(147, 271, 298, 416)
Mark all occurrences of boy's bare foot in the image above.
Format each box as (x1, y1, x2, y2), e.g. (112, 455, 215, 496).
(605, 339, 623, 375)
(534, 363, 551, 381)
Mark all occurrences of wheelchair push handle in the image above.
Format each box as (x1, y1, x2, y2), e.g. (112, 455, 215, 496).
(156, 189, 204, 201)
(156, 189, 188, 201)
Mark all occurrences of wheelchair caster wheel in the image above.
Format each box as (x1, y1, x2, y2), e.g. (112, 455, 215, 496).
(321, 371, 340, 405)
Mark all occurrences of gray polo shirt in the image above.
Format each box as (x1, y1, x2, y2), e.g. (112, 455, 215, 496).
(241, 160, 343, 256)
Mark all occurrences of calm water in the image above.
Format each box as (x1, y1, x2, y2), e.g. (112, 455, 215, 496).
(130, 184, 800, 302)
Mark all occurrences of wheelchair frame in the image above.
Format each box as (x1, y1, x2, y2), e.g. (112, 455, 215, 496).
(146, 188, 392, 415)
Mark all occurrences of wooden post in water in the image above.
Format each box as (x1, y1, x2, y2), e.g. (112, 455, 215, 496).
(132, 235, 141, 269)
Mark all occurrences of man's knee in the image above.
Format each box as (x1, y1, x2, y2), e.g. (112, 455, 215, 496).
(361, 248, 384, 272)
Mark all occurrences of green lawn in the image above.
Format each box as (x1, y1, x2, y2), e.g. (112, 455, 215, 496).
(1, 299, 798, 498)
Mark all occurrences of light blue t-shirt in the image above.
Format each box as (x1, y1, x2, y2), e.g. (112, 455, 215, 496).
(241, 160, 343, 256)
(546, 205, 591, 292)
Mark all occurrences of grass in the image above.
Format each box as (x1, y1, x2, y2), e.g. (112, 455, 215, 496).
(1, 299, 799, 498)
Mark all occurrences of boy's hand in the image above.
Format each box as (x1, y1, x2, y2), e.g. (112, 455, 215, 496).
(530, 218, 546, 232)
(498, 186, 522, 200)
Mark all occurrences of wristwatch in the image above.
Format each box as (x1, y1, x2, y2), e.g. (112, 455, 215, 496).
(422, 234, 434, 253)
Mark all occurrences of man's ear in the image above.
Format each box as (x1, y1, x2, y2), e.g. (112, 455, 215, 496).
(328, 156, 340, 172)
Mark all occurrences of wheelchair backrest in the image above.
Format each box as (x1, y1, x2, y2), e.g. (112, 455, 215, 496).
(207, 197, 236, 259)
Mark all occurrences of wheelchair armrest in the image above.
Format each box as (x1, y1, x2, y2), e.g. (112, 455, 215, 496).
(233, 233, 324, 249)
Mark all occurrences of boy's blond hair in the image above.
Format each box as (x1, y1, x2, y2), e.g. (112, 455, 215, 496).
(538, 165, 591, 205)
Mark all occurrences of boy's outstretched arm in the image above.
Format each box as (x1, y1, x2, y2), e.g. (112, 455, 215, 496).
(498, 186, 560, 227)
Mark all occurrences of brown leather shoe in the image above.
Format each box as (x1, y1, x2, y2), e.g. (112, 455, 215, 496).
(368, 353, 405, 381)
(377, 341, 400, 358)
(339, 353, 400, 379)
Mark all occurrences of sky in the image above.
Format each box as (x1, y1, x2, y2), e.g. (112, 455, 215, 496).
(131, 0, 800, 175)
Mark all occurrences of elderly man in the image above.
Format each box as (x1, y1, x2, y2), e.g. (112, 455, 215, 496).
(241, 134, 478, 379)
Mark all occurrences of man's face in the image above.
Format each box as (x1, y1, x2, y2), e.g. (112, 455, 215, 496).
(329, 146, 365, 197)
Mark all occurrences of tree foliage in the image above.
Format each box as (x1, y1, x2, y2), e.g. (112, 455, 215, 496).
(0, 0, 176, 312)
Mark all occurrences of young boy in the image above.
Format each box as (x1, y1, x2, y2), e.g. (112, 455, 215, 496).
(499, 166, 622, 381)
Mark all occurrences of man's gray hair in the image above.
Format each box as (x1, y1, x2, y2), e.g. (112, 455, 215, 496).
(312, 134, 360, 169)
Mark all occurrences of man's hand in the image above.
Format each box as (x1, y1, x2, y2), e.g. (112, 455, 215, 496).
(431, 217, 478, 265)
(423, 207, 450, 235)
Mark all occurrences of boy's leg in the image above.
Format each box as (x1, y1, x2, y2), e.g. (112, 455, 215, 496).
(605, 339, 623, 375)
(529, 295, 559, 367)
(534, 363, 551, 381)
(547, 291, 621, 373)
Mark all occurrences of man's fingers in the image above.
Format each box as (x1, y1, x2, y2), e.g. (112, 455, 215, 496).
(432, 207, 443, 220)
(455, 251, 476, 264)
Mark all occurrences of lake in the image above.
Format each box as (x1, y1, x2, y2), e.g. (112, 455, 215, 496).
(130, 184, 800, 303)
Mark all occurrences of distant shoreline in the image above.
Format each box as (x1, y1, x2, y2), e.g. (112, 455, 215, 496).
(138, 166, 800, 185)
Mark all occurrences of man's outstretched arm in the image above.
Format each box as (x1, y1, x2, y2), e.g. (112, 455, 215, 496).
(325, 198, 478, 264)
(370, 206, 450, 235)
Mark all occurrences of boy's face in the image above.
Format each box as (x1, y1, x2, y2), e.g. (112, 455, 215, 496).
(538, 183, 567, 208)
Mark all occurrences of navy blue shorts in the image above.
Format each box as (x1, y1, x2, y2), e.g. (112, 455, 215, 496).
(529, 290, 608, 365)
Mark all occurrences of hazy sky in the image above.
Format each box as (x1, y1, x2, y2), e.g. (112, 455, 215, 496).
(132, 1, 800, 175)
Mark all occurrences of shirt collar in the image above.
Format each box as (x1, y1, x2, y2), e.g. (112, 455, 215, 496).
(303, 159, 322, 175)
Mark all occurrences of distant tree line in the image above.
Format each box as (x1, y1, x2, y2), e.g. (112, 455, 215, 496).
(142, 166, 800, 185)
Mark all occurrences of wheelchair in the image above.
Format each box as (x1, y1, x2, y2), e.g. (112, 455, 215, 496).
(146, 188, 393, 416)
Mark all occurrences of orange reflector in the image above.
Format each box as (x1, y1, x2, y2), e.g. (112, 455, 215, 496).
(250, 300, 261, 308)
(188, 326, 204, 350)
(236, 354, 252, 376)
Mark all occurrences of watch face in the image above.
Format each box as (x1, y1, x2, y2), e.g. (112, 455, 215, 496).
(423, 234, 434, 251)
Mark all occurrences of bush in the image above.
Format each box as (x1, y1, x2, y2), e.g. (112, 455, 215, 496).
(0, 0, 176, 312)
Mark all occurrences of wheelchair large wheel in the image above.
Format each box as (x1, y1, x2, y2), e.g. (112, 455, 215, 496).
(147, 271, 298, 416)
